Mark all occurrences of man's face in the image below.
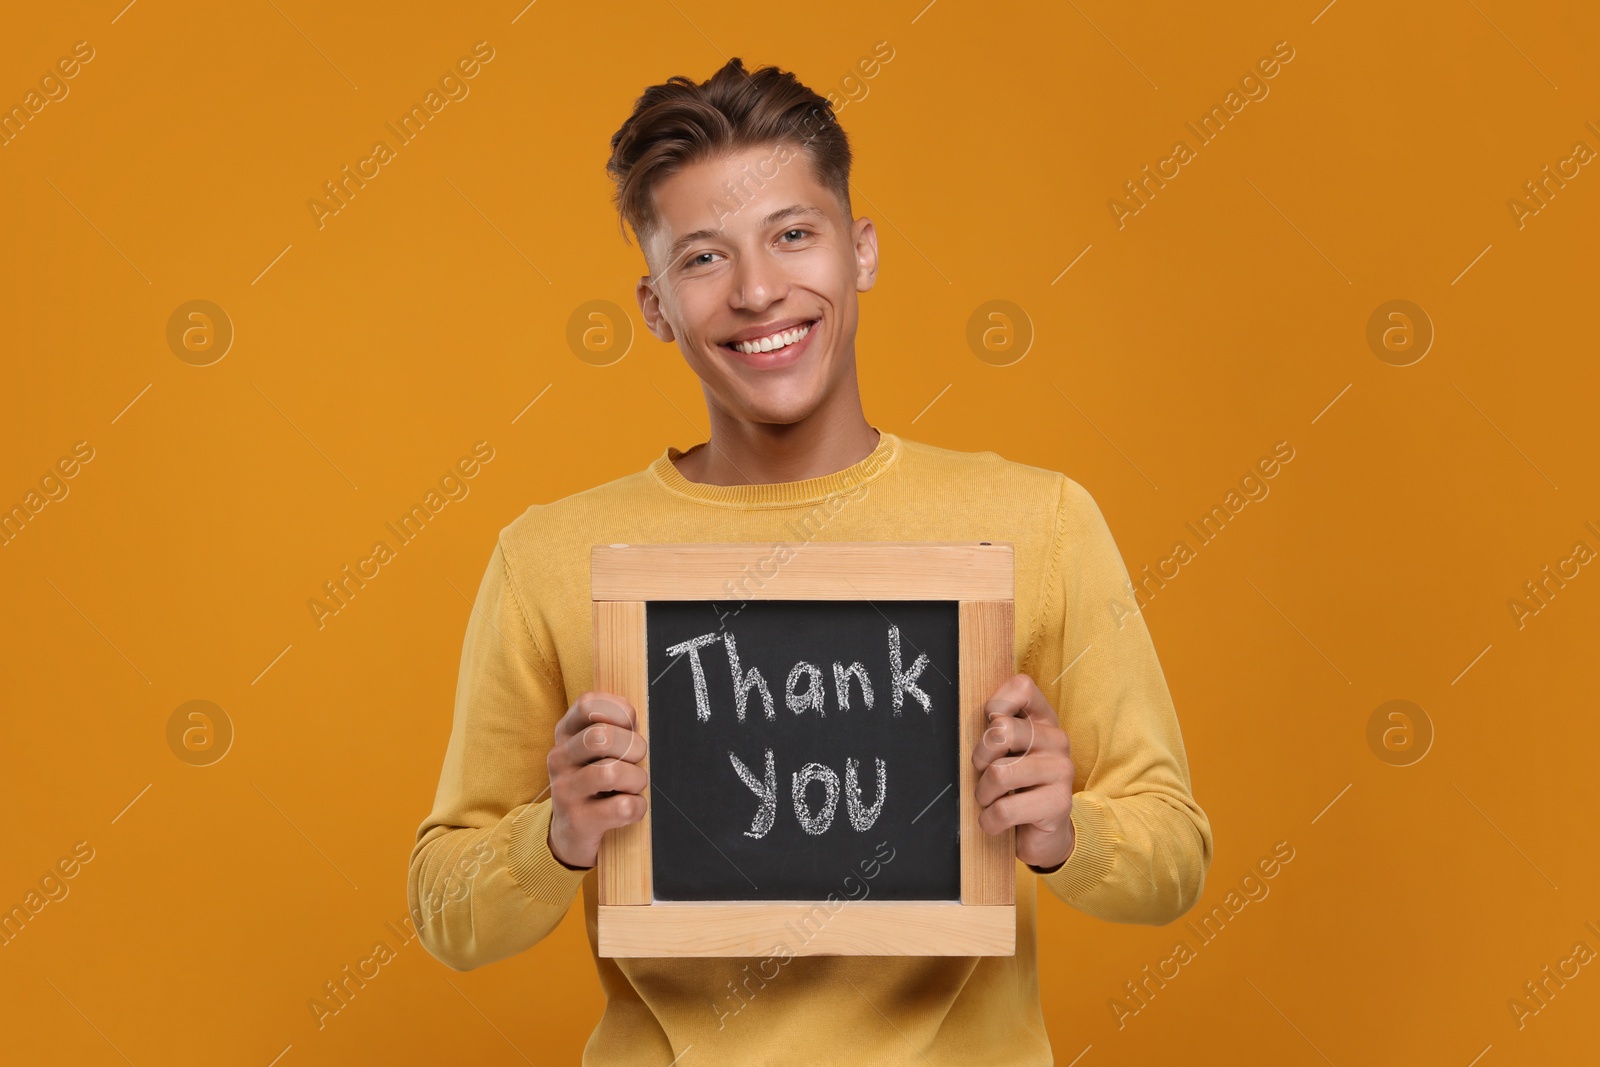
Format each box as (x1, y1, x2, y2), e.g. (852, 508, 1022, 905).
(636, 142, 878, 428)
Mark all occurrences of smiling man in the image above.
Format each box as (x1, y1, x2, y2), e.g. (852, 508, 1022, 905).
(409, 57, 1213, 1065)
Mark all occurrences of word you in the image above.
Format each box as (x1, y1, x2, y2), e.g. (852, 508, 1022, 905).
(1, 840, 96, 948)
(1507, 119, 1600, 230)
(820, 40, 896, 115)
(1507, 520, 1598, 630)
(2, 440, 95, 548)
(1506, 918, 1600, 1031)
(666, 624, 930, 838)
(730, 748, 886, 837)
(411, 838, 494, 928)
(309, 41, 496, 229)
(1110, 40, 1296, 229)
(308, 910, 419, 1030)
(1110, 441, 1296, 626)
(711, 839, 896, 1031)
(1, 40, 95, 149)
(308, 441, 495, 629)
(1109, 839, 1294, 1029)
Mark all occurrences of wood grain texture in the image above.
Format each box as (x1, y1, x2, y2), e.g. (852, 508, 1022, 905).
(594, 599, 651, 905)
(591, 541, 1014, 600)
(598, 902, 1015, 957)
(960, 600, 1017, 905)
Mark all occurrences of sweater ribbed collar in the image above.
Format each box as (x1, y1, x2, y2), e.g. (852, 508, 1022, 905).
(648, 426, 900, 509)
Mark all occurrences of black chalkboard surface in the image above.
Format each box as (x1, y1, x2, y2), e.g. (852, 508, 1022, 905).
(646, 598, 961, 901)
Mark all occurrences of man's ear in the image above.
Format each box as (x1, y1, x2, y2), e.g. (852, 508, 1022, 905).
(636, 275, 677, 343)
(853, 216, 879, 293)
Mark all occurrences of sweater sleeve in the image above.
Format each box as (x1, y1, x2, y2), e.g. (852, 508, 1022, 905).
(1025, 475, 1214, 925)
(407, 536, 589, 971)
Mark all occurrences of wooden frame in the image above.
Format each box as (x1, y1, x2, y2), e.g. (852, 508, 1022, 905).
(591, 541, 1016, 958)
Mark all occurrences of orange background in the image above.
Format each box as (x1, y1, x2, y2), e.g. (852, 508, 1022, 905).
(3, 1, 1597, 1063)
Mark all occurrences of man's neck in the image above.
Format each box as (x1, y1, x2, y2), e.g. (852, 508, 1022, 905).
(672, 410, 880, 487)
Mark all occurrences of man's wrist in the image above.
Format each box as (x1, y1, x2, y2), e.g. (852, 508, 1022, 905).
(548, 822, 594, 872)
(1026, 826, 1076, 875)
(506, 800, 592, 903)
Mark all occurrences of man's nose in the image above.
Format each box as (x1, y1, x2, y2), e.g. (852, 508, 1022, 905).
(730, 251, 783, 310)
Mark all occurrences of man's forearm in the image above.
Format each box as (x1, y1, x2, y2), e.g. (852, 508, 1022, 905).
(1036, 790, 1212, 925)
(408, 798, 588, 971)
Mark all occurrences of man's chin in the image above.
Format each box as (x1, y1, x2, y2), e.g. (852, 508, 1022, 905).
(724, 391, 825, 429)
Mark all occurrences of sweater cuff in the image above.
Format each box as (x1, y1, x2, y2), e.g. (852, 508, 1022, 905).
(507, 799, 590, 904)
(1038, 792, 1119, 900)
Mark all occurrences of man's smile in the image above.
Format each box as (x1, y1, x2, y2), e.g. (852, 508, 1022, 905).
(718, 317, 820, 368)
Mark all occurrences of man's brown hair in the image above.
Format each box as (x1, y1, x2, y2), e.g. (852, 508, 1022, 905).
(605, 57, 853, 261)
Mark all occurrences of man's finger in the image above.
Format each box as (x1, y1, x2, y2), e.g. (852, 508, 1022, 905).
(590, 791, 649, 831)
(974, 752, 1071, 808)
(977, 786, 1069, 836)
(974, 715, 1067, 775)
(557, 691, 636, 740)
(983, 673, 1060, 728)
(572, 757, 648, 800)
(973, 715, 1038, 775)
(565, 722, 647, 768)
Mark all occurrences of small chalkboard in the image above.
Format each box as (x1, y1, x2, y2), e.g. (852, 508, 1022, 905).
(591, 542, 1016, 958)
(647, 598, 961, 902)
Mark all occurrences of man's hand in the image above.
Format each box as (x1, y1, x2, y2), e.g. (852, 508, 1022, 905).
(973, 673, 1077, 871)
(547, 691, 649, 870)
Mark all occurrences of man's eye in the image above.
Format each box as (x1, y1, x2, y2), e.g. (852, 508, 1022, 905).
(781, 228, 811, 243)
(689, 251, 719, 267)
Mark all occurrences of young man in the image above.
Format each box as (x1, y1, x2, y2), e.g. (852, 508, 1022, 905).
(409, 57, 1212, 1064)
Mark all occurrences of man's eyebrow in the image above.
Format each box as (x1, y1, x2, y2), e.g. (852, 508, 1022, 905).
(664, 204, 827, 266)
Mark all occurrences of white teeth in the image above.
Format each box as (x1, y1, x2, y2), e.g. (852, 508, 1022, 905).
(730, 320, 812, 355)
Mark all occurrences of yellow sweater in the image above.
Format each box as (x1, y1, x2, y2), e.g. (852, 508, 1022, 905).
(408, 428, 1213, 1065)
